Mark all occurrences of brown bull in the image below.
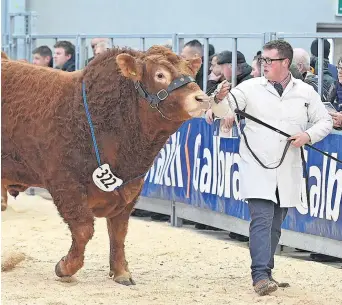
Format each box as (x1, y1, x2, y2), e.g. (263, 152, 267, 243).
(1, 46, 208, 285)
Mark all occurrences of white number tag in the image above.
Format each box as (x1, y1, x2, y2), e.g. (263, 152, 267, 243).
(92, 164, 123, 192)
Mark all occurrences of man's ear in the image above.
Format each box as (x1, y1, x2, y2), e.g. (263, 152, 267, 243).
(116, 53, 142, 81)
(189, 57, 202, 74)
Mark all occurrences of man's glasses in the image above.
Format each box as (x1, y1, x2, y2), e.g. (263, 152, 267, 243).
(337, 66, 342, 71)
(258, 57, 286, 65)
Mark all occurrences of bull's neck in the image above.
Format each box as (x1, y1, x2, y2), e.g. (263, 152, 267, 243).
(93, 96, 184, 181)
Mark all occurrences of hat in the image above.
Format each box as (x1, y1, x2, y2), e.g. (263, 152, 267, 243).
(217, 50, 246, 64)
(310, 39, 330, 59)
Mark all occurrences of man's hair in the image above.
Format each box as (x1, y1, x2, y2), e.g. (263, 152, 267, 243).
(263, 40, 293, 67)
(293, 48, 311, 72)
(209, 44, 215, 57)
(253, 51, 262, 69)
(184, 39, 203, 56)
(32, 45, 52, 58)
(338, 56, 342, 66)
(54, 41, 75, 57)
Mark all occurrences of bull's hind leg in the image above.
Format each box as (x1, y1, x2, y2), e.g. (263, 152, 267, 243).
(50, 187, 95, 277)
(106, 200, 136, 285)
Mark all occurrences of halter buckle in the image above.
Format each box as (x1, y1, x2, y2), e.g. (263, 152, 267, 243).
(156, 89, 168, 101)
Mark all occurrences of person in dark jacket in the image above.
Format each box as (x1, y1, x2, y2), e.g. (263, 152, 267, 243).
(53, 41, 75, 72)
(32, 45, 53, 68)
(327, 56, 342, 130)
(216, 50, 253, 85)
(310, 38, 338, 80)
(206, 54, 226, 94)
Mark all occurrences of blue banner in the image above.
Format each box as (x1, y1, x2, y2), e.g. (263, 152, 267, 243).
(141, 118, 342, 241)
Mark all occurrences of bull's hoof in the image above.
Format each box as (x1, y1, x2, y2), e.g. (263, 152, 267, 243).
(109, 271, 136, 286)
(55, 257, 71, 277)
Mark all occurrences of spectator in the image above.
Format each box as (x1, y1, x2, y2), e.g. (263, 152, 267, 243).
(207, 54, 225, 94)
(327, 56, 342, 129)
(209, 44, 215, 57)
(251, 52, 262, 78)
(86, 38, 110, 65)
(94, 41, 110, 56)
(181, 39, 204, 89)
(53, 41, 75, 72)
(310, 38, 338, 80)
(216, 50, 253, 84)
(211, 40, 333, 295)
(293, 48, 331, 101)
(32, 45, 53, 67)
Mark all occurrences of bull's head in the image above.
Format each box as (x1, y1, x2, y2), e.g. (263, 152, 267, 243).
(116, 45, 209, 121)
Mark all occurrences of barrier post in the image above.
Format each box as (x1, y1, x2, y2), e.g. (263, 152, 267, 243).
(79, 37, 87, 69)
(171, 201, 183, 227)
(317, 38, 324, 97)
(231, 38, 238, 88)
(75, 35, 80, 70)
(202, 37, 209, 92)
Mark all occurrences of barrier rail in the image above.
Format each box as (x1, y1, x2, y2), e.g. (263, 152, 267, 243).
(4, 31, 342, 97)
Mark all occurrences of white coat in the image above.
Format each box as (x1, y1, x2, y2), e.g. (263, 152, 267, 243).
(211, 76, 333, 207)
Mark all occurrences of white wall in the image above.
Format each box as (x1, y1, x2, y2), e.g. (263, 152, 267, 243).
(17, 0, 342, 63)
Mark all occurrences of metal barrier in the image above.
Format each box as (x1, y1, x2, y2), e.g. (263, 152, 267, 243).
(276, 32, 342, 96)
(4, 30, 342, 97)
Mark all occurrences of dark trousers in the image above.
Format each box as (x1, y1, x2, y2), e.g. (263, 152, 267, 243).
(248, 198, 288, 285)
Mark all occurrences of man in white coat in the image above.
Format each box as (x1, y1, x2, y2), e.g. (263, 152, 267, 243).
(211, 40, 333, 296)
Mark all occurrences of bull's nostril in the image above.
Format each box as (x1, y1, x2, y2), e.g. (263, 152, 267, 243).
(195, 96, 203, 102)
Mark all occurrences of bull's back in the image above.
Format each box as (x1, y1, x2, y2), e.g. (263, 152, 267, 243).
(1, 60, 81, 172)
(2, 60, 79, 135)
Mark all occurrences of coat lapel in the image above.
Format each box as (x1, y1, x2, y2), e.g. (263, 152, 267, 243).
(260, 77, 280, 97)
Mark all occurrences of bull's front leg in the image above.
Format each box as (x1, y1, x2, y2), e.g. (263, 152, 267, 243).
(106, 201, 136, 286)
(1, 184, 8, 211)
(49, 186, 95, 278)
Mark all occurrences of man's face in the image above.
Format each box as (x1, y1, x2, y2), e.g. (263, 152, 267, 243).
(261, 48, 289, 81)
(222, 63, 232, 81)
(95, 45, 107, 56)
(53, 48, 71, 68)
(32, 54, 51, 67)
(338, 60, 342, 83)
(181, 46, 199, 60)
(251, 59, 261, 77)
(210, 56, 223, 77)
(91, 38, 108, 55)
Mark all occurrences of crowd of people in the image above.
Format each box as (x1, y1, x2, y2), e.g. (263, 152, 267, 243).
(29, 37, 342, 128)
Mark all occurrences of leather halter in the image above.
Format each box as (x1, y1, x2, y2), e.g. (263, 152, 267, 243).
(134, 75, 196, 107)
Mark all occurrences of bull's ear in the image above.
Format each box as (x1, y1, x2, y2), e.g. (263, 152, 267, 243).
(116, 53, 142, 81)
(189, 57, 202, 74)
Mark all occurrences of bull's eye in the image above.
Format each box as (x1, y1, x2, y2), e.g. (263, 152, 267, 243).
(157, 73, 164, 79)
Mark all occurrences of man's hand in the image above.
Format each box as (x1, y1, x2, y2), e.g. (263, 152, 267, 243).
(287, 132, 311, 148)
(215, 80, 231, 101)
(221, 116, 235, 132)
(205, 109, 214, 124)
(208, 72, 222, 82)
(330, 112, 342, 128)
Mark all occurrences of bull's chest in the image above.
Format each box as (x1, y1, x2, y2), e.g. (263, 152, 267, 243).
(86, 179, 144, 218)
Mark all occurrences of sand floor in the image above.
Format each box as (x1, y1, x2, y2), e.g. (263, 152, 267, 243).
(1, 193, 342, 305)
